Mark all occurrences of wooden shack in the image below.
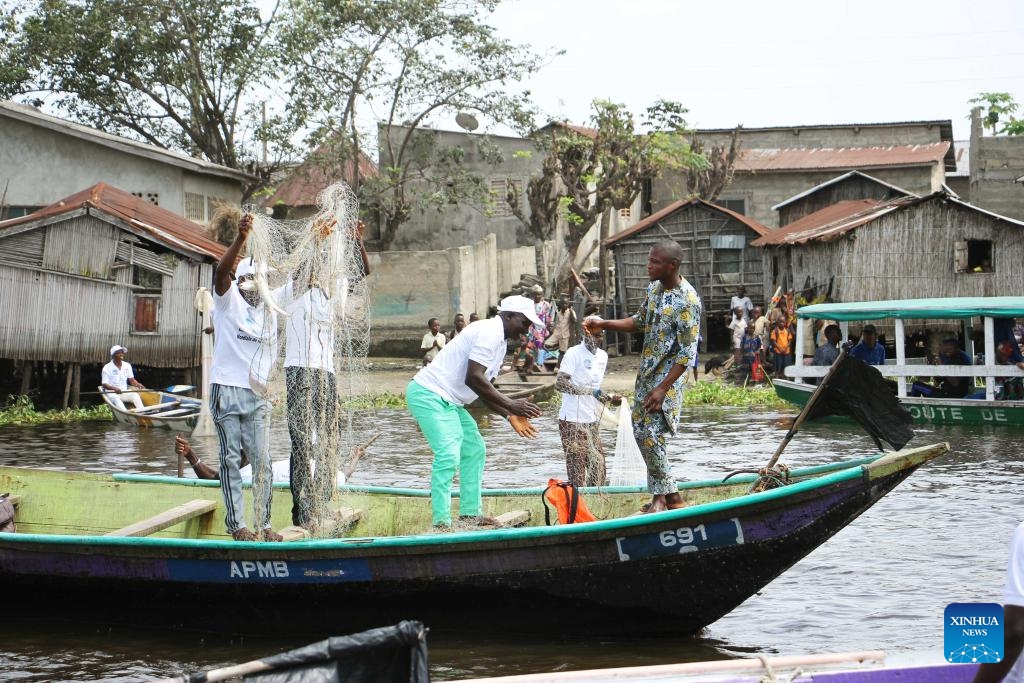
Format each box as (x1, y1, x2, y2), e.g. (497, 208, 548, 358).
(771, 170, 916, 226)
(604, 198, 770, 351)
(753, 189, 1024, 304)
(0, 183, 225, 406)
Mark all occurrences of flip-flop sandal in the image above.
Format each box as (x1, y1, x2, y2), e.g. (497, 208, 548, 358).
(639, 502, 653, 513)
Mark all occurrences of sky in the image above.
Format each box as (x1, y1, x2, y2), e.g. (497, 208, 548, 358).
(480, 0, 1024, 141)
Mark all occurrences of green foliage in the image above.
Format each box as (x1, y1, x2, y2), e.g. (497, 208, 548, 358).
(969, 92, 1024, 135)
(2, 0, 292, 191)
(0, 395, 111, 426)
(682, 382, 788, 408)
(342, 392, 407, 410)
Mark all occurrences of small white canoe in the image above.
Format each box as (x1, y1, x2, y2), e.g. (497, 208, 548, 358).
(98, 388, 202, 431)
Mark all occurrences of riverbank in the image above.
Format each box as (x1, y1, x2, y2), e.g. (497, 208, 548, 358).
(0, 356, 785, 425)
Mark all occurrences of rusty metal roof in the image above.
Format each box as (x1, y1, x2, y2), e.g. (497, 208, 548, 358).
(736, 142, 950, 172)
(753, 191, 1024, 247)
(0, 183, 226, 260)
(264, 148, 378, 208)
(771, 170, 917, 211)
(604, 197, 771, 247)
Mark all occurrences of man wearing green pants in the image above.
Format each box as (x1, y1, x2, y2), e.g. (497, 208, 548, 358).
(407, 295, 543, 529)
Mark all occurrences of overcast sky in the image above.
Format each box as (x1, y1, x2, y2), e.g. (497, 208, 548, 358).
(483, 0, 1024, 141)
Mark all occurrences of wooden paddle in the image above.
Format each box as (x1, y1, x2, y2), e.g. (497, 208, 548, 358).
(764, 345, 847, 470)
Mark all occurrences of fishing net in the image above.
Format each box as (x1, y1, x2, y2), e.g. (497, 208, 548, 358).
(240, 181, 371, 537)
(607, 399, 648, 487)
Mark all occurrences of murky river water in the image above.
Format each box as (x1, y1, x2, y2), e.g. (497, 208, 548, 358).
(1, 404, 1022, 681)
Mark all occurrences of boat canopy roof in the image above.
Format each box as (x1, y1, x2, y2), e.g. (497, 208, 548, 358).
(797, 297, 1024, 321)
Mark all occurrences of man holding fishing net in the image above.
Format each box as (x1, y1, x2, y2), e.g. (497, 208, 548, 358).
(583, 239, 701, 514)
(406, 295, 544, 530)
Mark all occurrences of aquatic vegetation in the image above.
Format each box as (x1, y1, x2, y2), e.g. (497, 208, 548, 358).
(682, 381, 789, 408)
(0, 395, 112, 426)
(342, 392, 408, 409)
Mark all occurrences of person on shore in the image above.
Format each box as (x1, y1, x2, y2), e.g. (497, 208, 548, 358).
(730, 286, 752, 323)
(740, 323, 763, 378)
(406, 295, 543, 530)
(770, 319, 793, 378)
(175, 434, 364, 486)
(972, 521, 1024, 683)
(751, 306, 769, 351)
(421, 318, 446, 366)
(555, 329, 621, 487)
(544, 295, 577, 368)
(469, 312, 480, 323)
(448, 313, 467, 341)
(101, 345, 146, 411)
(210, 213, 281, 542)
(583, 239, 701, 514)
(849, 324, 885, 366)
(728, 307, 746, 365)
(528, 285, 553, 367)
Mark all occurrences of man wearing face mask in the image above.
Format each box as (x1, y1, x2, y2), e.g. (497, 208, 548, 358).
(210, 213, 282, 543)
(555, 329, 622, 487)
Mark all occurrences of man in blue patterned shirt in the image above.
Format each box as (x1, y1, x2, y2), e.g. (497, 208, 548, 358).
(584, 240, 701, 513)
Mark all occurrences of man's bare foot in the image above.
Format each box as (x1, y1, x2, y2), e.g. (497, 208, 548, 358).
(232, 528, 258, 542)
(261, 528, 284, 542)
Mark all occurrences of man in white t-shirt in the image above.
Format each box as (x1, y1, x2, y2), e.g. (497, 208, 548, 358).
(283, 278, 338, 530)
(556, 330, 621, 487)
(210, 213, 281, 542)
(420, 317, 446, 365)
(730, 286, 753, 323)
(101, 345, 146, 411)
(973, 521, 1024, 683)
(406, 295, 543, 529)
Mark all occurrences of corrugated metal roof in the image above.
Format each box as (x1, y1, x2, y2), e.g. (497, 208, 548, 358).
(0, 183, 226, 260)
(604, 197, 771, 247)
(0, 100, 255, 183)
(736, 142, 950, 172)
(753, 191, 1024, 247)
(264, 148, 378, 208)
(770, 170, 917, 211)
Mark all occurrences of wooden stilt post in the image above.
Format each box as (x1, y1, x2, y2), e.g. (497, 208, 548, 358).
(71, 364, 81, 407)
(19, 361, 33, 396)
(62, 363, 73, 408)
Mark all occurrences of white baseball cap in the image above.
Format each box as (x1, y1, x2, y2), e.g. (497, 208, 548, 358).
(497, 295, 544, 327)
(234, 257, 271, 280)
(110, 345, 127, 356)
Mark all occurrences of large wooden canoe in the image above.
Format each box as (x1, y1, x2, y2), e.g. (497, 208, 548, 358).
(0, 442, 947, 635)
(99, 388, 203, 430)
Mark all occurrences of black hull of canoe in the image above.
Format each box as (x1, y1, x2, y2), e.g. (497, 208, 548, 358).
(0, 465, 914, 637)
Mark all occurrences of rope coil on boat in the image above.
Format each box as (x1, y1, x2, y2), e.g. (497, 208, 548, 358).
(722, 463, 792, 494)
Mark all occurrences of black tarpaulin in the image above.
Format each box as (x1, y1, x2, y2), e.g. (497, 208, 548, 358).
(187, 621, 429, 683)
(804, 355, 914, 450)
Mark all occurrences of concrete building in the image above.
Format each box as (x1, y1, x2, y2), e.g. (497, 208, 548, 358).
(0, 100, 252, 224)
(968, 108, 1024, 222)
(653, 120, 956, 228)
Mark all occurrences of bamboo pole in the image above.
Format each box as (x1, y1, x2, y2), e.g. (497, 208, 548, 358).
(62, 363, 73, 409)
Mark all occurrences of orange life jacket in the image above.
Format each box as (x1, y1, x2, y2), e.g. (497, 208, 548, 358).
(542, 479, 597, 525)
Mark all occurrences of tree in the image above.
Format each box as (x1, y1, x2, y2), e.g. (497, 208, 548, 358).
(1, 0, 293, 196)
(969, 92, 1022, 135)
(507, 99, 708, 289)
(676, 128, 742, 201)
(276, 0, 551, 250)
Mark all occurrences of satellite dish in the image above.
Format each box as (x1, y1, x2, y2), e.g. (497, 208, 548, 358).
(455, 112, 479, 132)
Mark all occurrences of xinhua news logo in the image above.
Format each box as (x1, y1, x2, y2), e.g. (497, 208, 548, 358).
(945, 603, 1004, 664)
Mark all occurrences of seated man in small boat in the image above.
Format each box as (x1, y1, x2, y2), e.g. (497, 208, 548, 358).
(996, 341, 1024, 401)
(174, 435, 364, 486)
(101, 345, 146, 411)
(848, 324, 885, 366)
(555, 328, 621, 488)
(406, 295, 543, 530)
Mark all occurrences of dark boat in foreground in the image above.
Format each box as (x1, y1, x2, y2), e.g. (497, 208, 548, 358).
(0, 443, 946, 635)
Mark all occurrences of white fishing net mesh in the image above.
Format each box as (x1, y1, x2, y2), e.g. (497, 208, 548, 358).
(608, 399, 648, 487)
(242, 182, 371, 537)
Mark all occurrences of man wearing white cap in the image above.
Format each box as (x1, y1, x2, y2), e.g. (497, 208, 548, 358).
(210, 213, 282, 542)
(406, 295, 544, 530)
(101, 345, 145, 411)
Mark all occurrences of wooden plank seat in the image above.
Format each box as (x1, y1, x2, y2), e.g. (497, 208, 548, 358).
(131, 401, 182, 414)
(494, 510, 530, 528)
(146, 407, 199, 418)
(105, 499, 217, 537)
(6, 495, 21, 508)
(279, 507, 365, 542)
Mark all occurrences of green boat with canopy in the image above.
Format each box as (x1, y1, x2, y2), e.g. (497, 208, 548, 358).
(773, 297, 1024, 426)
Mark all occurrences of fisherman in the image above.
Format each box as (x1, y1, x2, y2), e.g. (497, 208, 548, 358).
(210, 212, 282, 542)
(406, 295, 543, 530)
(583, 239, 701, 514)
(101, 345, 146, 411)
